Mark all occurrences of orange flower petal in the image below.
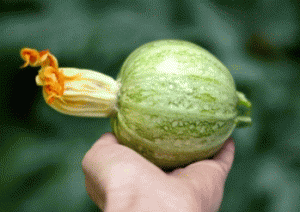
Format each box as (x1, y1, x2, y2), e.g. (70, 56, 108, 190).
(20, 48, 40, 68)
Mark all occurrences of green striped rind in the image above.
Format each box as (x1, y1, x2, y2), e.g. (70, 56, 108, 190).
(111, 110, 236, 168)
(111, 39, 248, 169)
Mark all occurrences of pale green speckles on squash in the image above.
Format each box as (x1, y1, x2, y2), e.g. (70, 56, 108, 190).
(193, 93, 217, 103)
(119, 73, 236, 117)
(114, 104, 235, 150)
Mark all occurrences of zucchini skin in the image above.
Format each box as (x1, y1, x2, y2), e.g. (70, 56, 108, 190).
(111, 39, 238, 169)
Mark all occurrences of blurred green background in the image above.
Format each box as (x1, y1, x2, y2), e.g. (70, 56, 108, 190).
(1, 0, 300, 211)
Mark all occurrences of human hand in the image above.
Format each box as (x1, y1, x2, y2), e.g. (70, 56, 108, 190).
(82, 132, 235, 212)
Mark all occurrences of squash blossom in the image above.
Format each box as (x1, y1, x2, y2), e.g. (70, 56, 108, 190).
(20, 40, 252, 169)
(20, 48, 120, 117)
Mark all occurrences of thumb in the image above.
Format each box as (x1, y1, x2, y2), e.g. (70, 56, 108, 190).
(170, 137, 235, 178)
(168, 138, 235, 212)
(213, 137, 235, 174)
